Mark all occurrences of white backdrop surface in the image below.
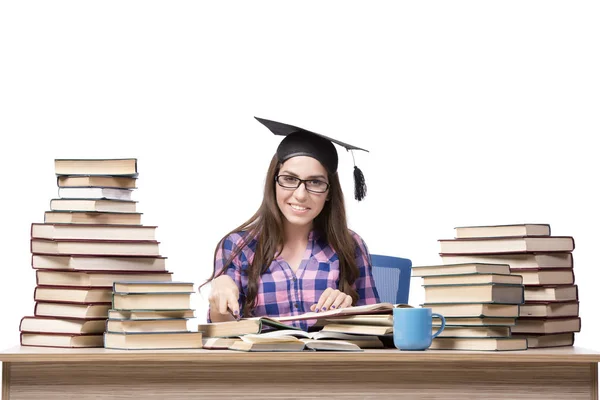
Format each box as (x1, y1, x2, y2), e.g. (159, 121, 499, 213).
(1, 0, 598, 366)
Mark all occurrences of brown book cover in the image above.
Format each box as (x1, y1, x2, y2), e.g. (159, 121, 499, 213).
(511, 317, 581, 334)
(34, 286, 113, 304)
(439, 236, 575, 255)
(31, 223, 157, 241)
(19, 316, 106, 334)
(440, 253, 573, 270)
(20, 332, 104, 348)
(31, 253, 167, 272)
(30, 238, 160, 257)
(524, 285, 579, 302)
(511, 268, 575, 286)
(36, 270, 173, 288)
(34, 302, 110, 319)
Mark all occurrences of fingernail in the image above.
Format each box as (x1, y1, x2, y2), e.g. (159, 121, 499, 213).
(331, 305, 336, 309)
(315, 308, 319, 313)
(233, 310, 239, 316)
(322, 307, 327, 311)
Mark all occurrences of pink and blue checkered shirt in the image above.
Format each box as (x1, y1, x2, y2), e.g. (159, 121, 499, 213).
(210, 229, 380, 331)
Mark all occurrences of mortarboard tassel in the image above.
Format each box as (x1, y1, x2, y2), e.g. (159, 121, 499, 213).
(350, 149, 367, 201)
(353, 165, 367, 201)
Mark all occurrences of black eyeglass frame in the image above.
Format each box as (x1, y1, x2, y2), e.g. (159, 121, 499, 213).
(275, 174, 330, 194)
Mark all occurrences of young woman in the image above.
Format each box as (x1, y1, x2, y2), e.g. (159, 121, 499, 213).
(202, 117, 380, 330)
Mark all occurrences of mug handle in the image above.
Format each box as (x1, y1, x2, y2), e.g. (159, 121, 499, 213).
(431, 313, 446, 339)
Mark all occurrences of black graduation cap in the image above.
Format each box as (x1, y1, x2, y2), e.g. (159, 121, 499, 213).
(255, 116, 368, 201)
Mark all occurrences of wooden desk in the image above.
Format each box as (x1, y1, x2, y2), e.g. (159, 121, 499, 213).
(1, 346, 599, 399)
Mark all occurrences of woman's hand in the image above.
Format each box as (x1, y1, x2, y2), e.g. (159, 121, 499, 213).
(208, 275, 240, 321)
(310, 288, 353, 312)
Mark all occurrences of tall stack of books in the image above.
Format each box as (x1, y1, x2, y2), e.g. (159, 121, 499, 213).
(413, 262, 527, 351)
(20, 158, 173, 348)
(438, 224, 580, 349)
(104, 282, 202, 349)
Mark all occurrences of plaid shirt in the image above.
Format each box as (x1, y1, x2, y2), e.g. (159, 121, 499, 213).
(209, 229, 380, 331)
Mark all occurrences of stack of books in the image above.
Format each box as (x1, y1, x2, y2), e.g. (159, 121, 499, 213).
(104, 282, 202, 349)
(412, 262, 527, 351)
(198, 303, 402, 352)
(439, 223, 580, 349)
(20, 158, 173, 348)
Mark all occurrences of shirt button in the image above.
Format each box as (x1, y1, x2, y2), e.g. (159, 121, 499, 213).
(294, 303, 299, 309)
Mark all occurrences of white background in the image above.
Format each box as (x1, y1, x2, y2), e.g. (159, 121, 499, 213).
(1, 0, 599, 375)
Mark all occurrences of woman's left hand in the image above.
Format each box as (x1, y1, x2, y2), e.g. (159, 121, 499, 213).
(310, 288, 353, 312)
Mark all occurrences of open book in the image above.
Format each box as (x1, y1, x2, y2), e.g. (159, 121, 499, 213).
(198, 316, 298, 338)
(199, 303, 409, 338)
(276, 302, 410, 322)
(204, 332, 364, 352)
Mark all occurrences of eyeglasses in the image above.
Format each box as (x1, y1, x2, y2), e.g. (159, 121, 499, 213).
(275, 175, 330, 193)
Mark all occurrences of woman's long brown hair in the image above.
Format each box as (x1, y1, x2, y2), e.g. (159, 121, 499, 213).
(201, 154, 360, 317)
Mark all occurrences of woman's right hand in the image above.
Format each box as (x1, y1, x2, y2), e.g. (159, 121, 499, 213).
(208, 275, 240, 320)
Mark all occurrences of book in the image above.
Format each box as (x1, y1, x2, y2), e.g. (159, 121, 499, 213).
(199, 303, 410, 338)
(35, 302, 110, 319)
(50, 199, 137, 213)
(54, 158, 138, 176)
(57, 175, 137, 188)
(320, 324, 393, 335)
(31, 238, 160, 257)
(31, 223, 156, 241)
(45, 211, 142, 225)
(511, 332, 575, 348)
(198, 317, 298, 338)
(511, 269, 574, 285)
(257, 328, 384, 344)
(113, 281, 194, 293)
(104, 331, 203, 350)
(233, 336, 363, 352)
(454, 224, 551, 239)
(440, 253, 573, 269)
(420, 303, 520, 318)
(519, 301, 579, 318)
(430, 337, 527, 351)
(439, 236, 575, 255)
(108, 309, 195, 320)
(434, 317, 516, 326)
(276, 302, 412, 323)
(226, 333, 362, 352)
(422, 273, 523, 286)
(524, 285, 578, 302)
(436, 325, 511, 338)
(301, 339, 363, 351)
(36, 270, 172, 287)
(423, 284, 524, 304)
(227, 334, 307, 352)
(511, 317, 581, 334)
(34, 287, 113, 304)
(32, 254, 167, 271)
(58, 187, 133, 201)
(21, 332, 103, 348)
(20, 316, 106, 334)
(412, 263, 511, 277)
(112, 293, 192, 310)
(106, 318, 189, 333)
(321, 314, 393, 327)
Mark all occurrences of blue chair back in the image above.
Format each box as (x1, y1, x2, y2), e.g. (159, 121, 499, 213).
(370, 254, 412, 304)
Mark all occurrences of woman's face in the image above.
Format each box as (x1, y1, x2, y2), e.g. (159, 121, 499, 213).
(275, 156, 329, 230)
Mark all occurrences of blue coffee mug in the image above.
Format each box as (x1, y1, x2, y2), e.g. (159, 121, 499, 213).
(393, 307, 445, 351)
